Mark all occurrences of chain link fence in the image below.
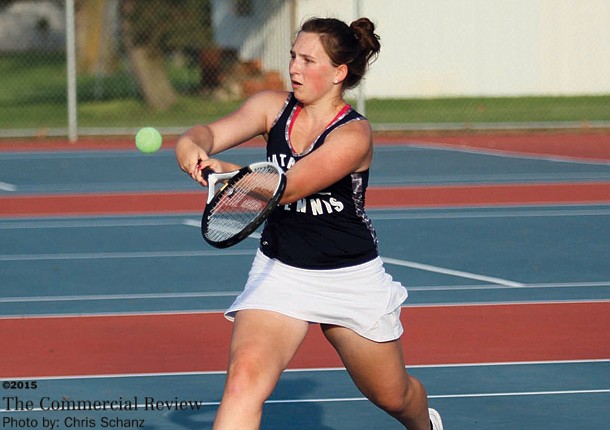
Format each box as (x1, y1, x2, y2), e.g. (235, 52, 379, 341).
(1, 0, 609, 140)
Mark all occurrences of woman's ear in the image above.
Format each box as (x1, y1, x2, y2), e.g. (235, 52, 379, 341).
(334, 64, 348, 85)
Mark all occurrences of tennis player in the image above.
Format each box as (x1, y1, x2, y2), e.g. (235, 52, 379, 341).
(176, 17, 443, 430)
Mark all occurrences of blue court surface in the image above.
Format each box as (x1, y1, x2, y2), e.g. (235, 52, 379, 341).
(1, 143, 609, 429)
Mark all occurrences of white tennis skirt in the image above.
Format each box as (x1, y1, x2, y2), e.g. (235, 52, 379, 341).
(225, 250, 408, 342)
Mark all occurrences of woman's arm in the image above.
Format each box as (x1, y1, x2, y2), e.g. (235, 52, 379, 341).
(175, 90, 289, 184)
(280, 119, 373, 205)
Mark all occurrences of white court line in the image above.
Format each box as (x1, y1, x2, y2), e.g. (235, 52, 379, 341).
(0, 218, 185, 229)
(2, 281, 608, 305)
(406, 281, 610, 291)
(0, 218, 203, 230)
(0, 249, 256, 261)
(3, 358, 608, 381)
(1, 282, 608, 309)
(0, 147, 262, 160)
(429, 388, 610, 399)
(0, 292, 241, 304)
(0, 181, 17, 192)
(403, 141, 610, 166)
(4, 300, 607, 321)
(0, 309, 227, 320)
(1, 206, 609, 230)
(182, 219, 200, 227)
(371, 207, 610, 220)
(264, 388, 610, 405)
(382, 256, 525, 287)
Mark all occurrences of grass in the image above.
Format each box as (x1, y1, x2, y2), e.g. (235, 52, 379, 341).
(364, 96, 610, 125)
(1, 51, 609, 133)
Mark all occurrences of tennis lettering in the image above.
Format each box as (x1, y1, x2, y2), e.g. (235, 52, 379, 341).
(268, 153, 296, 169)
(284, 193, 344, 215)
(266, 156, 346, 216)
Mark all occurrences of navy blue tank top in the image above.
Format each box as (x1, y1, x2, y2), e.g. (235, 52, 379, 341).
(260, 93, 378, 269)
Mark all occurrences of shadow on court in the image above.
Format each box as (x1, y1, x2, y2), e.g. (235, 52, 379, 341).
(168, 378, 336, 430)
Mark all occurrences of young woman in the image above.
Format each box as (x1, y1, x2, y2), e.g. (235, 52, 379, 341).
(175, 17, 443, 430)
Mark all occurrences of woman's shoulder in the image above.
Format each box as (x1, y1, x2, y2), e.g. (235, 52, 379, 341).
(247, 90, 292, 110)
(324, 110, 373, 157)
(334, 110, 372, 138)
(238, 90, 291, 124)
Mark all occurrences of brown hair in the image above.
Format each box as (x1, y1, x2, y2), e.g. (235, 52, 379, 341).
(299, 17, 381, 90)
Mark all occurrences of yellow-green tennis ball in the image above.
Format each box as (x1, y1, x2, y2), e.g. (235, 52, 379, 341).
(135, 127, 162, 153)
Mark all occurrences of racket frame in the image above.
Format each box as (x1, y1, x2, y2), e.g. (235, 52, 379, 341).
(201, 161, 286, 248)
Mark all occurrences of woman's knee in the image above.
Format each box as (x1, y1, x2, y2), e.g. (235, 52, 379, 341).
(369, 384, 410, 415)
(368, 375, 425, 416)
(223, 349, 280, 400)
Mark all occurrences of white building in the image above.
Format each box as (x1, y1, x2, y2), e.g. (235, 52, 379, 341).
(212, 0, 610, 98)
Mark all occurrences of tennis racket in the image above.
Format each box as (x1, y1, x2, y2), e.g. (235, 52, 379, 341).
(200, 161, 286, 248)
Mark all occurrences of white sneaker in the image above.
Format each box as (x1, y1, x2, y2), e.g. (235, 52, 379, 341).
(429, 408, 443, 430)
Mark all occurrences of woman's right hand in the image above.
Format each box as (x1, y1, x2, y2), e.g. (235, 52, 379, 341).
(194, 158, 241, 186)
(175, 125, 213, 185)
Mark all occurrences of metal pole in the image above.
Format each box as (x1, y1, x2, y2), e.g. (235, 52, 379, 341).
(354, 0, 365, 115)
(66, 0, 78, 142)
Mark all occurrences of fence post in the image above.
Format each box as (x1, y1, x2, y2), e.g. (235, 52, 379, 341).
(66, 0, 78, 142)
(354, 0, 365, 116)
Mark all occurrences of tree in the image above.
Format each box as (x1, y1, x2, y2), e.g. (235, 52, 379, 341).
(76, 0, 119, 75)
(120, 0, 213, 111)
(0, 0, 15, 9)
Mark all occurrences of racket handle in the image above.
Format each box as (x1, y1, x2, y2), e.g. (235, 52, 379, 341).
(201, 166, 217, 204)
(200, 166, 215, 180)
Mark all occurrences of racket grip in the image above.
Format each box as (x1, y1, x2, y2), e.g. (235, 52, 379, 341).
(200, 166, 214, 180)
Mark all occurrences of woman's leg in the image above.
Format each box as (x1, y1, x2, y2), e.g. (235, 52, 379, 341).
(322, 324, 431, 430)
(213, 310, 310, 430)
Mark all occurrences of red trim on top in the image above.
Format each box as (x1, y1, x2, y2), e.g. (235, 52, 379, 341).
(288, 104, 303, 153)
(333, 104, 351, 123)
(288, 104, 352, 154)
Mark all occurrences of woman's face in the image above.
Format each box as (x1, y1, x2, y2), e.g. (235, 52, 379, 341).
(289, 32, 338, 103)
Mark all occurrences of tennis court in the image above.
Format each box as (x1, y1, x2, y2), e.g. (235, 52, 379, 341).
(1, 132, 609, 429)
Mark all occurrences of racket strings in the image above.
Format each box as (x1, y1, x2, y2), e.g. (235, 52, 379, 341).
(206, 167, 281, 242)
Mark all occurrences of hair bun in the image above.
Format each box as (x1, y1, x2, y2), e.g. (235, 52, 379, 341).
(350, 18, 380, 61)
(350, 18, 373, 37)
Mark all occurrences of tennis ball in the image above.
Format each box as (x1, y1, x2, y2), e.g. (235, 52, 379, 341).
(135, 127, 163, 153)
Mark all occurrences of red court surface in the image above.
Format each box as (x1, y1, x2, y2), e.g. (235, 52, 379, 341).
(1, 302, 609, 378)
(2, 181, 610, 217)
(1, 130, 610, 160)
(379, 130, 610, 162)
